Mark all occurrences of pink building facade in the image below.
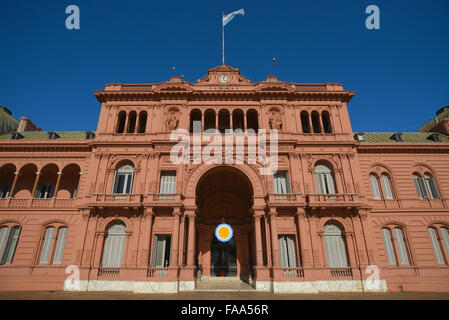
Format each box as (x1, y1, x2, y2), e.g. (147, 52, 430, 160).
(0, 65, 448, 293)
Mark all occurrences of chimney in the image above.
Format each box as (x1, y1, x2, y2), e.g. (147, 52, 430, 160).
(17, 117, 41, 132)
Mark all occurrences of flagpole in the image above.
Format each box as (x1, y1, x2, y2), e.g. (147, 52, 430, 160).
(222, 12, 225, 65)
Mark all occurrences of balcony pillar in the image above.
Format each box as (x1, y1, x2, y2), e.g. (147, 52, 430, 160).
(54, 172, 63, 198)
(269, 208, 280, 267)
(31, 172, 41, 198)
(319, 112, 325, 133)
(243, 112, 247, 131)
(9, 172, 20, 198)
(170, 208, 181, 267)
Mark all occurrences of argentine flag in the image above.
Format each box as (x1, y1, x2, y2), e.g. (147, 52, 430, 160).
(223, 9, 245, 27)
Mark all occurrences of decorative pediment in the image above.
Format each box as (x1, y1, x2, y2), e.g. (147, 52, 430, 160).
(197, 64, 251, 84)
(153, 82, 193, 93)
(255, 82, 295, 93)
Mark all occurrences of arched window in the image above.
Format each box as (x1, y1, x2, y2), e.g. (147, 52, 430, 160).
(428, 226, 449, 265)
(381, 227, 410, 266)
(315, 163, 336, 194)
(39, 226, 68, 265)
(189, 109, 202, 133)
(322, 111, 332, 133)
(246, 109, 259, 133)
(300, 111, 310, 134)
(370, 173, 394, 200)
(127, 111, 137, 133)
(311, 111, 321, 134)
(138, 111, 147, 133)
(116, 111, 126, 134)
(113, 163, 134, 194)
(204, 109, 216, 131)
(413, 173, 439, 199)
(232, 109, 244, 131)
(101, 222, 126, 268)
(0, 225, 21, 265)
(324, 222, 348, 268)
(218, 109, 230, 133)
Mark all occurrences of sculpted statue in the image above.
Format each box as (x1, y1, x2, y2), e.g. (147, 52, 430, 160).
(269, 110, 282, 130)
(166, 110, 179, 130)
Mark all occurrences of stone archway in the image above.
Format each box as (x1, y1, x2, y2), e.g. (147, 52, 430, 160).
(193, 165, 257, 279)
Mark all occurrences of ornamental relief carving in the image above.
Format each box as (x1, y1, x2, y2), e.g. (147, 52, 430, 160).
(165, 108, 180, 130)
(268, 108, 283, 130)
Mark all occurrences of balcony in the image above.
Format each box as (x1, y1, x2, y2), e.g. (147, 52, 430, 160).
(267, 193, 306, 207)
(86, 193, 143, 209)
(144, 193, 183, 208)
(0, 197, 75, 209)
(307, 193, 362, 209)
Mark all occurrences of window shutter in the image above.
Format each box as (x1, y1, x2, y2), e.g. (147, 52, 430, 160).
(52, 227, 68, 265)
(1, 226, 21, 264)
(39, 227, 55, 264)
(278, 236, 288, 268)
(286, 235, 297, 268)
(424, 175, 439, 199)
(394, 228, 410, 265)
(381, 174, 393, 200)
(0, 227, 8, 256)
(428, 228, 445, 265)
(382, 228, 397, 265)
(440, 228, 449, 259)
(370, 175, 381, 200)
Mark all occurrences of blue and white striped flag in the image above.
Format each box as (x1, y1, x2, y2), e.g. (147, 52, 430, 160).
(223, 9, 245, 27)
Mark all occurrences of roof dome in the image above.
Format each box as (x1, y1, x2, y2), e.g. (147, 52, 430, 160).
(0, 106, 19, 134)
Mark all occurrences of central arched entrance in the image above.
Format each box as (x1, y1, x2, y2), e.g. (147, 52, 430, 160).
(195, 165, 254, 279)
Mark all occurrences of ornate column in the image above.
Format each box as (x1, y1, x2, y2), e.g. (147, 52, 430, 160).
(186, 212, 196, 266)
(178, 214, 186, 266)
(170, 208, 181, 267)
(9, 171, 20, 198)
(269, 208, 280, 267)
(31, 172, 41, 198)
(253, 211, 264, 267)
(264, 214, 272, 267)
(296, 207, 311, 267)
(243, 111, 247, 131)
(319, 112, 325, 133)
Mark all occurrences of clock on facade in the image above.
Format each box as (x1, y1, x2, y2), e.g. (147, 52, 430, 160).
(218, 74, 229, 83)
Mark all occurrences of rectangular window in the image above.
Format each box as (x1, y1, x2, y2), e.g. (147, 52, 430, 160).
(159, 171, 177, 194)
(428, 228, 445, 265)
(278, 235, 297, 268)
(394, 228, 410, 265)
(152, 235, 171, 268)
(0, 226, 21, 265)
(273, 172, 290, 194)
(382, 228, 397, 266)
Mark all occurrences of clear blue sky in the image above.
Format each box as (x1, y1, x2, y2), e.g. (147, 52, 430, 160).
(1, 0, 448, 133)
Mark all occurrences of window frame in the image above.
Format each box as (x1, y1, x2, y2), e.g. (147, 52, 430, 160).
(37, 224, 68, 266)
(381, 225, 412, 267)
(0, 224, 21, 265)
(413, 172, 439, 200)
(112, 163, 134, 194)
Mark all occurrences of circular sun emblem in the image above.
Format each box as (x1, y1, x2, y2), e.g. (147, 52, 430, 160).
(215, 223, 233, 243)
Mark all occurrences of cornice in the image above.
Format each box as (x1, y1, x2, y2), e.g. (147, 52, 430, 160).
(357, 143, 449, 153)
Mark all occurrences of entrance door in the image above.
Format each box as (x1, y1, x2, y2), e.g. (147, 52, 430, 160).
(210, 236, 237, 276)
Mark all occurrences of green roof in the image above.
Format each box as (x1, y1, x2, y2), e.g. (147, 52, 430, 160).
(418, 106, 449, 132)
(355, 132, 449, 143)
(0, 106, 19, 134)
(0, 131, 95, 141)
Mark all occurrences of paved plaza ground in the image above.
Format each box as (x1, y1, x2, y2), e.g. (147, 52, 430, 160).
(0, 290, 448, 300)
